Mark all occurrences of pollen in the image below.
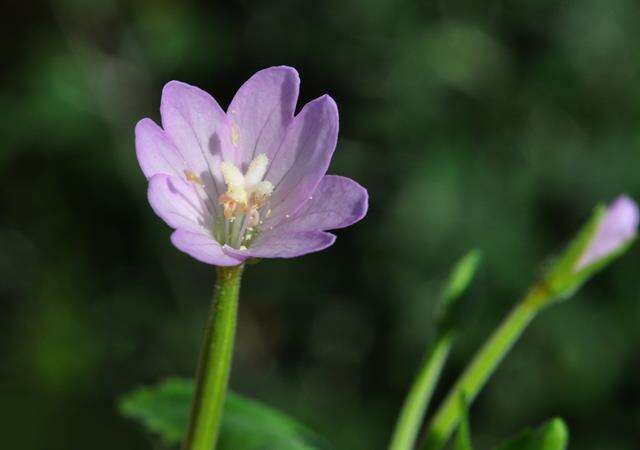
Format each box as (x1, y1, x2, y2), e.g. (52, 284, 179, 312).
(247, 208, 260, 227)
(230, 122, 240, 146)
(184, 169, 203, 185)
(218, 154, 274, 226)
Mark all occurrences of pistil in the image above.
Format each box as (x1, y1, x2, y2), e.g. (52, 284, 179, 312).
(217, 154, 273, 248)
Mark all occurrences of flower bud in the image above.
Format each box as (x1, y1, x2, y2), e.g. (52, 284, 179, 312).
(544, 195, 638, 301)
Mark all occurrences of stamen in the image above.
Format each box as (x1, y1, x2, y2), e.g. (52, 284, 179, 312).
(217, 154, 275, 248)
(219, 193, 238, 220)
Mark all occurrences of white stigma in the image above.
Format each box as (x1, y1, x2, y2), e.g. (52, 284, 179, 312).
(220, 161, 248, 204)
(244, 154, 269, 186)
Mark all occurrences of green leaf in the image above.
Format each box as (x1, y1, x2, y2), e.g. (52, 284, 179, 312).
(119, 378, 330, 450)
(452, 396, 473, 450)
(436, 249, 482, 331)
(492, 418, 569, 450)
(442, 249, 482, 304)
(387, 251, 481, 450)
(119, 378, 191, 445)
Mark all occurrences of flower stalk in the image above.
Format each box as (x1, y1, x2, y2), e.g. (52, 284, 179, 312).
(420, 283, 550, 450)
(182, 264, 244, 450)
(389, 250, 481, 450)
(389, 330, 453, 450)
(419, 196, 638, 450)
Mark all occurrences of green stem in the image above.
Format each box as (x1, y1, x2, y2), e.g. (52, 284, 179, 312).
(420, 283, 551, 450)
(182, 264, 244, 450)
(388, 330, 453, 450)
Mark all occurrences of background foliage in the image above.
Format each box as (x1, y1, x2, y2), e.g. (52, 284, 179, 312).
(2, 0, 640, 449)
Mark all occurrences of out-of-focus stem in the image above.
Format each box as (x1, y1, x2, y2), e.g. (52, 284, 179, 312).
(182, 265, 244, 450)
(388, 330, 453, 450)
(421, 283, 551, 450)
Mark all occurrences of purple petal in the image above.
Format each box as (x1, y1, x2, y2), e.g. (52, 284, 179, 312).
(575, 195, 639, 270)
(264, 95, 339, 226)
(135, 118, 185, 179)
(223, 231, 336, 259)
(275, 175, 368, 232)
(227, 66, 299, 170)
(160, 81, 235, 199)
(171, 229, 245, 266)
(148, 174, 211, 234)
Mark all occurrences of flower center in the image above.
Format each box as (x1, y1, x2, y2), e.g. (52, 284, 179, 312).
(218, 154, 274, 248)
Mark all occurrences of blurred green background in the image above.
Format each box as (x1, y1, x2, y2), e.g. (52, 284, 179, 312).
(2, 0, 640, 448)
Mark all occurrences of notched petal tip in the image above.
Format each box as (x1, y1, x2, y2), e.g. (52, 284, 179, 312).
(312, 94, 338, 116)
(295, 94, 338, 123)
(301, 94, 339, 139)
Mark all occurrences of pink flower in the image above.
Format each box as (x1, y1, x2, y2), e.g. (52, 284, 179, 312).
(135, 67, 368, 266)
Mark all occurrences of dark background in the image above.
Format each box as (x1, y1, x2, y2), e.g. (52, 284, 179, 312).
(2, 0, 640, 449)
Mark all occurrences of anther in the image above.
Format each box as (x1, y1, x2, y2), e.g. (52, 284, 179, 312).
(231, 122, 240, 146)
(184, 170, 204, 185)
